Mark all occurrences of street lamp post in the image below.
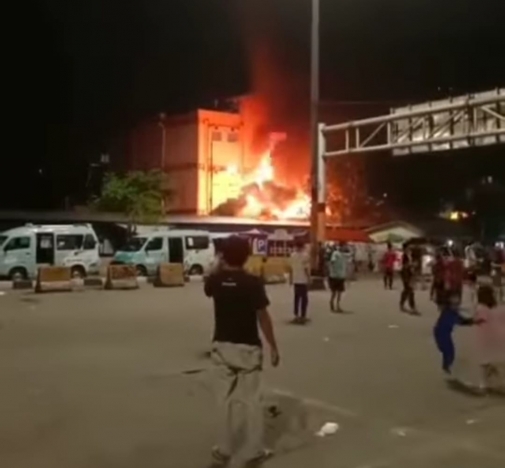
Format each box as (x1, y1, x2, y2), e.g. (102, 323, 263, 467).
(309, 0, 325, 279)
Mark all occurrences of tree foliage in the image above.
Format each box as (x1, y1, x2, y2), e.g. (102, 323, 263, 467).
(90, 171, 166, 226)
(459, 177, 505, 240)
(326, 155, 389, 225)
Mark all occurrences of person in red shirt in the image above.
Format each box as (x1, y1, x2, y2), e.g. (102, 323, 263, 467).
(382, 243, 396, 290)
(430, 250, 446, 306)
(444, 249, 465, 305)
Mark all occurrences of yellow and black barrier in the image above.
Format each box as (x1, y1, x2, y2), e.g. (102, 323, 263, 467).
(105, 264, 139, 290)
(263, 257, 288, 284)
(35, 266, 73, 293)
(245, 255, 264, 277)
(153, 263, 185, 287)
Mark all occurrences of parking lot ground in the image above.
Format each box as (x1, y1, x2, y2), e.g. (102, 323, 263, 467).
(0, 280, 504, 468)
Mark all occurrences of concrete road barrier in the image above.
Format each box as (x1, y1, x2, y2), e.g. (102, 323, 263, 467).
(264, 258, 288, 284)
(35, 266, 73, 293)
(245, 255, 264, 277)
(153, 263, 185, 288)
(105, 265, 139, 290)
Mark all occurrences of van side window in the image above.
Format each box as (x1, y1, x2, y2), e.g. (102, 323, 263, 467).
(4, 236, 31, 251)
(146, 237, 163, 251)
(83, 234, 97, 250)
(185, 236, 209, 250)
(56, 235, 84, 251)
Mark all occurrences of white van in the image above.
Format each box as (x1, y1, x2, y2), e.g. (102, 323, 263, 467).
(0, 224, 100, 280)
(113, 229, 214, 276)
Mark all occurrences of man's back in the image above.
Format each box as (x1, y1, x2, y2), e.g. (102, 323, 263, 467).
(205, 269, 269, 346)
(290, 250, 309, 284)
(328, 250, 346, 279)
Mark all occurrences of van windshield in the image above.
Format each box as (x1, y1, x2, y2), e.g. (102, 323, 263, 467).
(121, 237, 147, 252)
(0, 235, 7, 247)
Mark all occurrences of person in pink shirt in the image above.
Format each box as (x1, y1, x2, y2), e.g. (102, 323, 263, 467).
(474, 285, 505, 392)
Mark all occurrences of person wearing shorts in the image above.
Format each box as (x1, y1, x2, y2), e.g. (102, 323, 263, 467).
(328, 244, 347, 313)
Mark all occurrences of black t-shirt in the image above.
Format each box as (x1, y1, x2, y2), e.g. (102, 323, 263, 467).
(204, 269, 270, 346)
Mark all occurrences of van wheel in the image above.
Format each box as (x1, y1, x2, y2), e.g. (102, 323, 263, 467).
(135, 265, 148, 277)
(188, 264, 204, 276)
(71, 266, 86, 279)
(9, 267, 28, 281)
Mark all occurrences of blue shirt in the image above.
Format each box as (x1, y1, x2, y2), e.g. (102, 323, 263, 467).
(328, 250, 347, 279)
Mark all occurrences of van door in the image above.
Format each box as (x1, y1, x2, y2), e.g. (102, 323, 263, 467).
(54, 234, 83, 267)
(36, 233, 55, 265)
(168, 237, 184, 264)
(144, 236, 164, 276)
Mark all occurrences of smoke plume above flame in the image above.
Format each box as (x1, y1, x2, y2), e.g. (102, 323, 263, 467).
(212, 1, 311, 220)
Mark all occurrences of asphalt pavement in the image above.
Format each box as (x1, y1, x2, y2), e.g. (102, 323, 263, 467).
(0, 279, 503, 468)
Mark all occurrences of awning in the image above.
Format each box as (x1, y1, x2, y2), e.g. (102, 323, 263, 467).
(325, 227, 372, 243)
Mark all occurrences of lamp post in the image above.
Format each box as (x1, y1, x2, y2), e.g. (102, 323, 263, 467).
(309, 0, 325, 279)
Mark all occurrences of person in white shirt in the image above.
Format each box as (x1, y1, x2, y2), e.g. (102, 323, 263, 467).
(289, 239, 311, 324)
(327, 244, 348, 312)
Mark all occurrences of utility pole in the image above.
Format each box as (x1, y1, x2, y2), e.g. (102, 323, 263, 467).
(309, 0, 325, 279)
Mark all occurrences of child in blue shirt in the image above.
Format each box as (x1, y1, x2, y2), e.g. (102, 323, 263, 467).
(434, 290, 483, 376)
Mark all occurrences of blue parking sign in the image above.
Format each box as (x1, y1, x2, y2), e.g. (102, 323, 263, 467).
(253, 238, 267, 255)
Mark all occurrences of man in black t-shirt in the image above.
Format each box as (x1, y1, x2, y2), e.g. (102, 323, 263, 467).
(204, 236, 279, 466)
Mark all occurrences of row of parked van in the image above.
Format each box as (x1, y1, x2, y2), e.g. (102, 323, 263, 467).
(0, 224, 219, 281)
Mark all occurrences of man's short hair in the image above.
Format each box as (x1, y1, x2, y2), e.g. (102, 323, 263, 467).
(222, 236, 251, 267)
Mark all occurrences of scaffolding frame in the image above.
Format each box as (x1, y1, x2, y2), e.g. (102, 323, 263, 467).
(321, 91, 505, 157)
(312, 90, 505, 242)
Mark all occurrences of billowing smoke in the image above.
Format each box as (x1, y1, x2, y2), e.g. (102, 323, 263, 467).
(234, 0, 310, 186)
(210, 2, 312, 220)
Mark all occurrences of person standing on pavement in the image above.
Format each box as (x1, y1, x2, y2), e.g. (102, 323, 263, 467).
(381, 243, 396, 290)
(433, 290, 483, 378)
(492, 246, 504, 303)
(400, 244, 418, 314)
(465, 242, 479, 305)
(289, 239, 311, 324)
(328, 243, 348, 312)
(204, 236, 280, 467)
(444, 248, 465, 305)
(430, 250, 446, 307)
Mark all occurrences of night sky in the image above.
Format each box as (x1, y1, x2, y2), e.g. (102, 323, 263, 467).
(3, 0, 505, 211)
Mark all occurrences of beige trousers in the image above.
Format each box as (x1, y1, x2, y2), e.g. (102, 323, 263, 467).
(211, 341, 264, 458)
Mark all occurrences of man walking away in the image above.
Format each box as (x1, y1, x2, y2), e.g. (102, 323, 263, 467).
(328, 243, 348, 312)
(400, 244, 418, 314)
(289, 239, 310, 324)
(204, 236, 279, 467)
(382, 243, 396, 290)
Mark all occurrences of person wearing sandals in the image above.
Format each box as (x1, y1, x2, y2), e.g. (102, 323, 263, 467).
(205, 236, 279, 466)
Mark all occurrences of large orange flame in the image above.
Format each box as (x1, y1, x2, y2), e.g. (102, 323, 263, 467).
(216, 150, 311, 220)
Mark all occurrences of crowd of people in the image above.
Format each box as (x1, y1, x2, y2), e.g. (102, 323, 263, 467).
(203, 236, 504, 467)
